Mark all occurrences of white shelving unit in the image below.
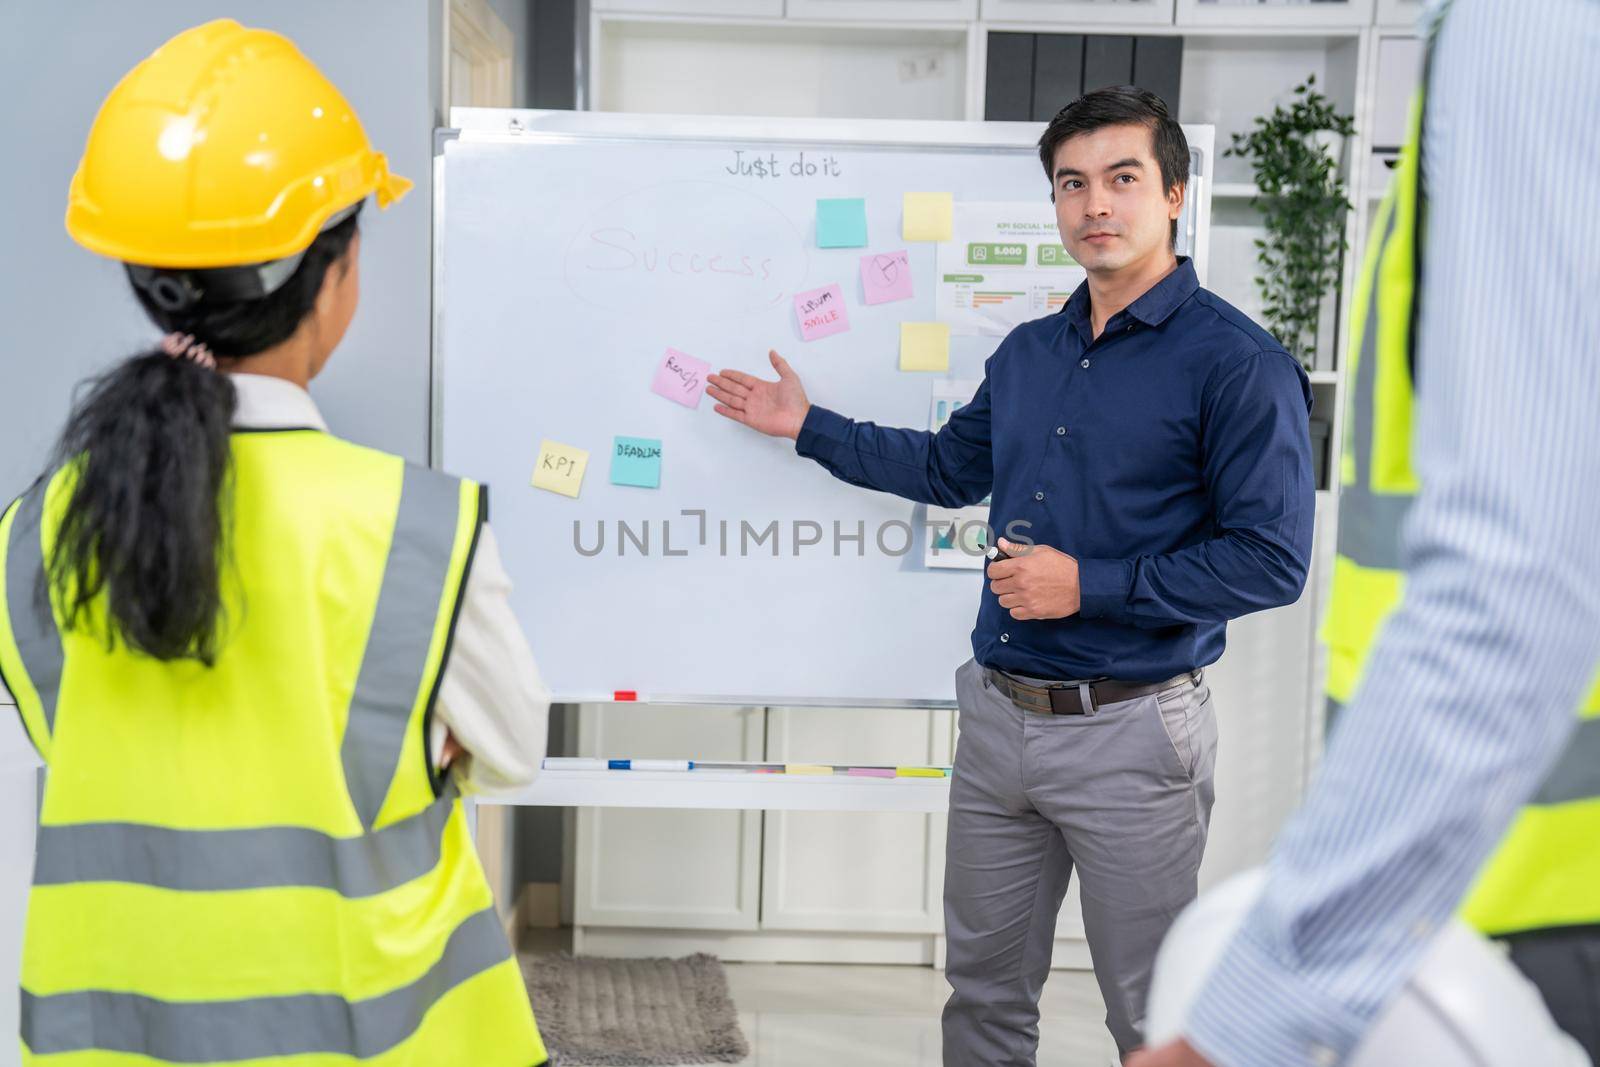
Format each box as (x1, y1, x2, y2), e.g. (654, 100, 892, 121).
(980, 0, 1179, 26)
(525, 0, 1428, 967)
(1176, 0, 1375, 29)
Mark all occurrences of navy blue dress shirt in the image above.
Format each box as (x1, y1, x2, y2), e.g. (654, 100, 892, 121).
(795, 257, 1314, 682)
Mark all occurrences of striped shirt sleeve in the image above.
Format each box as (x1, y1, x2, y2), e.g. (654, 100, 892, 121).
(1182, 1, 1600, 1063)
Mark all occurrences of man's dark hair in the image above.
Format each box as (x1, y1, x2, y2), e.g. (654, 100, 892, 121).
(1037, 86, 1190, 247)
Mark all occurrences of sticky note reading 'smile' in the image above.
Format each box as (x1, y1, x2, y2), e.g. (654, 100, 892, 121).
(794, 284, 850, 341)
(861, 250, 914, 305)
(531, 439, 589, 498)
(903, 192, 954, 242)
(652, 348, 711, 408)
(611, 436, 662, 489)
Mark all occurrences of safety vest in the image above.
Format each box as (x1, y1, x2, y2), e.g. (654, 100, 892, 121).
(0, 429, 548, 1065)
(1323, 87, 1600, 939)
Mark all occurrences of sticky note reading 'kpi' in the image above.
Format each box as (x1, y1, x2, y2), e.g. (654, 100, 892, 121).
(532, 439, 589, 498)
(652, 347, 711, 408)
(794, 284, 850, 341)
(900, 322, 950, 372)
(861, 250, 914, 305)
(611, 436, 663, 489)
(816, 197, 869, 248)
(902, 192, 953, 242)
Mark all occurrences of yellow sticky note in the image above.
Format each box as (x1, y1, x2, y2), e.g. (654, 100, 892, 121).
(899, 322, 950, 372)
(895, 767, 947, 778)
(531, 439, 589, 498)
(784, 764, 834, 776)
(903, 191, 954, 241)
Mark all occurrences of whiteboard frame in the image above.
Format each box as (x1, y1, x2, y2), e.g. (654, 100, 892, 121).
(430, 109, 1214, 707)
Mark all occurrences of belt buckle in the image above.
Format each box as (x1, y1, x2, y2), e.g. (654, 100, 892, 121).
(1047, 683, 1096, 716)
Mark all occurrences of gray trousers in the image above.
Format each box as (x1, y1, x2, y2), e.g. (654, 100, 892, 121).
(942, 657, 1218, 1064)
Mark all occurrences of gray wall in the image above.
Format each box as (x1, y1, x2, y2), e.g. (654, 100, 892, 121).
(0, 1, 442, 503)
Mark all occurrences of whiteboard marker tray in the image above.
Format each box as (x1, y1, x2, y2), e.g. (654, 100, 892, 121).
(488, 768, 950, 813)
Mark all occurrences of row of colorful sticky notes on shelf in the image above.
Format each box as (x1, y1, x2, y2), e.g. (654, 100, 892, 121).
(814, 192, 955, 248)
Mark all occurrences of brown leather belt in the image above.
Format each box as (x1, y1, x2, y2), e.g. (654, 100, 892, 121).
(985, 667, 1202, 716)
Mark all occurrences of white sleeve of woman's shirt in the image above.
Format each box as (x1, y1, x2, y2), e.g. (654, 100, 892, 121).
(429, 524, 550, 795)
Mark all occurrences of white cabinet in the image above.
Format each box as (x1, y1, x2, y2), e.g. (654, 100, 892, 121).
(980, 0, 1178, 26)
(1375, 0, 1424, 28)
(760, 707, 952, 934)
(1366, 34, 1422, 198)
(573, 703, 765, 930)
(787, 0, 978, 19)
(593, 0, 784, 16)
(1176, 0, 1375, 28)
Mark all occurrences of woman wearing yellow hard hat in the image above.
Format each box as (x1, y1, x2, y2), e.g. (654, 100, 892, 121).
(1, 19, 550, 1065)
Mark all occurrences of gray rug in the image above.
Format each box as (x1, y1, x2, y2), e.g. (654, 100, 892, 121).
(521, 952, 750, 1066)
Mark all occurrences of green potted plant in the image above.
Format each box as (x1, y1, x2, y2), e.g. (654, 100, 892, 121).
(1225, 75, 1357, 369)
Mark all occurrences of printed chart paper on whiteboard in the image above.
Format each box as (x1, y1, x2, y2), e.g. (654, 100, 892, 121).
(935, 203, 1087, 337)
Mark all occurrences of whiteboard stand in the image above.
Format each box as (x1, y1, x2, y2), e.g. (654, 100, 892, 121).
(434, 109, 1215, 809)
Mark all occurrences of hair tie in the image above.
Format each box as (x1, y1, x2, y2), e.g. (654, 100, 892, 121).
(160, 332, 216, 370)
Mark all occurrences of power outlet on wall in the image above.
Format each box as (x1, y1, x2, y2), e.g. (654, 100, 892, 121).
(898, 53, 944, 82)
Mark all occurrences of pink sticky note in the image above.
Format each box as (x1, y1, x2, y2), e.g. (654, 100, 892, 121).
(846, 767, 896, 779)
(651, 347, 711, 408)
(860, 250, 914, 305)
(794, 284, 851, 341)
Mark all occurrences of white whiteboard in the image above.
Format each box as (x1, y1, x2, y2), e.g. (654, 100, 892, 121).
(436, 111, 1214, 706)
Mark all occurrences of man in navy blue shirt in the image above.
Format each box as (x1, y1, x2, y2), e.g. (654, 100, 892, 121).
(708, 87, 1313, 1064)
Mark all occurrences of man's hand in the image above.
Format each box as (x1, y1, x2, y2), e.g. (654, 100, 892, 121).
(706, 350, 811, 440)
(986, 537, 1081, 619)
(1126, 1039, 1214, 1067)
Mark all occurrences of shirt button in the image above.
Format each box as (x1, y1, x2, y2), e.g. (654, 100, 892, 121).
(1034, 491, 1045, 501)
(1056, 426, 1066, 436)
(1125, 323, 1135, 333)
(1309, 1046, 1338, 1067)
(1000, 633, 1010, 643)
(1080, 358, 1091, 369)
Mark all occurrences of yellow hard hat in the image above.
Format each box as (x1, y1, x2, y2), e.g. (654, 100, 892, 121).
(65, 18, 413, 269)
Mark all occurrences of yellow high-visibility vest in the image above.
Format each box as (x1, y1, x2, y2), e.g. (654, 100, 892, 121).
(1322, 90, 1600, 939)
(0, 428, 548, 1065)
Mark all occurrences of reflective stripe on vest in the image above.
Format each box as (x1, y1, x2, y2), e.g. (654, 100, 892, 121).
(0, 431, 546, 1065)
(0, 482, 63, 760)
(1323, 79, 1600, 938)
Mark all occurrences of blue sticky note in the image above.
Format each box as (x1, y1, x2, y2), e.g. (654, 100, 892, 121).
(611, 436, 662, 489)
(816, 198, 868, 249)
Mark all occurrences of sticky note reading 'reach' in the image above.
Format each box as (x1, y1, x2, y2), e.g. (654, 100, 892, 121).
(902, 192, 953, 242)
(532, 439, 589, 498)
(652, 347, 711, 409)
(899, 322, 950, 372)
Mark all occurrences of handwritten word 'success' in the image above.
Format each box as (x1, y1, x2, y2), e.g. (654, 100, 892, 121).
(725, 150, 843, 180)
(586, 228, 774, 281)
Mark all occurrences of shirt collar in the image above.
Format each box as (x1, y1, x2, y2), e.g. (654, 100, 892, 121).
(228, 373, 329, 432)
(1063, 256, 1199, 340)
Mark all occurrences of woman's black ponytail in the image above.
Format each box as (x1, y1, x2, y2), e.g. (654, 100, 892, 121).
(45, 207, 361, 665)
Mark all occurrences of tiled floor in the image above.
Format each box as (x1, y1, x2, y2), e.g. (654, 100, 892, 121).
(522, 929, 1119, 1066)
